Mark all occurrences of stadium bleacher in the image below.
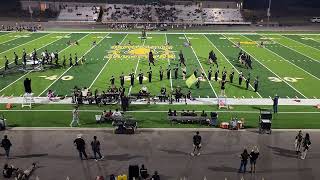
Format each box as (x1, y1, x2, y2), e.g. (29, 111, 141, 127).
(57, 5, 100, 22)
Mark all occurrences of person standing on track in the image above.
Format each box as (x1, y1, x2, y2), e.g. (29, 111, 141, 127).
(1, 135, 12, 158)
(301, 133, 311, 160)
(91, 136, 104, 161)
(73, 134, 88, 160)
(191, 131, 202, 156)
(295, 130, 303, 155)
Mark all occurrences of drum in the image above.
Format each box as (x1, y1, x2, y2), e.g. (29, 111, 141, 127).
(220, 122, 229, 129)
(237, 121, 243, 129)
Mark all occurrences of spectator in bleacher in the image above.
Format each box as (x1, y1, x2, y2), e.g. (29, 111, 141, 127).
(151, 171, 160, 180)
(91, 136, 104, 161)
(140, 164, 149, 179)
(112, 109, 122, 117)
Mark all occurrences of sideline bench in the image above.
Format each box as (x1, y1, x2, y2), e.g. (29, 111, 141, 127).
(168, 116, 208, 125)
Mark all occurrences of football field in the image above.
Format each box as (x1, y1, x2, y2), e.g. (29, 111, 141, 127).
(0, 31, 320, 99)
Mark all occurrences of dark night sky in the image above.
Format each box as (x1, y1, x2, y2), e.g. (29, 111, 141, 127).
(243, 0, 320, 9)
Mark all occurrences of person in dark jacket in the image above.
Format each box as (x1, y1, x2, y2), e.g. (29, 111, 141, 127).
(1, 135, 12, 158)
(73, 134, 88, 160)
(191, 131, 202, 156)
(238, 149, 249, 173)
(91, 136, 104, 161)
(151, 171, 160, 180)
(301, 133, 311, 159)
(140, 164, 149, 179)
(249, 146, 260, 173)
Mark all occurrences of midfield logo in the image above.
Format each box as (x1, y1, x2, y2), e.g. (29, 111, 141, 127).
(106, 45, 176, 60)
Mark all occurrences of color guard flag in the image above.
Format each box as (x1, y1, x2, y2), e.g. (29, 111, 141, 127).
(186, 74, 198, 88)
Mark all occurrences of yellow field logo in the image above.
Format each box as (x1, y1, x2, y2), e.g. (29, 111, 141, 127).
(106, 45, 176, 60)
(240, 41, 257, 45)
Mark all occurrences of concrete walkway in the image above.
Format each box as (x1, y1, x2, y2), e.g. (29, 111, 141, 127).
(0, 129, 320, 180)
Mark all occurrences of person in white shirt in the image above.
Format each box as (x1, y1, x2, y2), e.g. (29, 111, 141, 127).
(70, 106, 80, 127)
(112, 109, 122, 117)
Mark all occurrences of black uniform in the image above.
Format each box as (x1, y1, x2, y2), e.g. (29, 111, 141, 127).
(229, 71, 234, 83)
(139, 72, 143, 84)
(130, 72, 135, 86)
(239, 73, 243, 85)
(159, 68, 163, 81)
(208, 69, 212, 81)
(193, 70, 198, 77)
(254, 78, 259, 92)
(4, 56, 9, 70)
(245, 76, 250, 90)
(62, 55, 66, 67)
(120, 74, 125, 87)
(74, 55, 78, 66)
(179, 51, 186, 66)
(147, 70, 152, 83)
(69, 55, 73, 67)
(55, 51, 59, 65)
(14, 52, 18, 65)
(221, 81, 226, 90)
(22, 51, 27, 66)
(149, 51, 155, 66)
(174, 66, 178, 79)
(166, 67, 171, 79)
(110, 76, 115, 85)
(214, 70, 219, 81)
(222, 72, 227, 81)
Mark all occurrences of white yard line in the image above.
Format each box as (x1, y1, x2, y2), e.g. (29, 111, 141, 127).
(128, 39, 146, 96)
(279, 34, 320, 60)
(0, 32, 31, 45)
(89, 33, 128, 89)
(224, 34, 307, 99)
(258, 34, 320, 81)
(38, 33, 94, 97)
(0, 33, 72, 94)
(165, 33, 173, 91)
(184, 34, 218, 98)
(203, 34, 263, 98)
(270, 35, 320, 63)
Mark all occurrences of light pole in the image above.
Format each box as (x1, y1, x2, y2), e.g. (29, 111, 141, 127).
(267, 0, 272, 26)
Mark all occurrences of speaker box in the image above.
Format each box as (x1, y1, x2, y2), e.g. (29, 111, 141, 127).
(128, 165, 139, 180)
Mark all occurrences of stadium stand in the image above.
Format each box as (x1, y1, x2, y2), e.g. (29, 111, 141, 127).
(202, 8, 244, 23)
(57, 5, 100, 22)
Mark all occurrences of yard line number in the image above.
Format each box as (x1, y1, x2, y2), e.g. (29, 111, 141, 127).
(38, 75, 74, 81)
(268, 77, 303, 83)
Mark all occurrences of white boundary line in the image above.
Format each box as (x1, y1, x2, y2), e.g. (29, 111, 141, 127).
(0, 33, 54, 69)
(269, 35, 320, 63)
(203, 34, 263, 98)
(303, 35, 320, 44)
(0, 109, 319, 114)
(0, 33, 72, 94)
(257, 34, 320, 81)
(3, 31, 320, 36)
(225, 34, 307, 98)
(184, 34, 218, 97)
(165, 33, 173, 91)
(89, 33, 128, 89)
(128, 38, 146, 96)
(38, 33, 95, 97)
(280, 35, 320, 61)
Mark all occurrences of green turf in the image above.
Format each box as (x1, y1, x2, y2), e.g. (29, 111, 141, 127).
(0, 31, 319, 99)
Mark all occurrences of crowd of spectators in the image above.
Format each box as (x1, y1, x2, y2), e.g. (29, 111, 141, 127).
(1, 24, 41, 32)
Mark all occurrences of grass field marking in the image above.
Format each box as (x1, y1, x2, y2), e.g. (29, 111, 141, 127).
(271, 35, 320, 63)
(203, 34, 263, 98)
(0, 33, 51, 56)
(0, 33, 72, 70)
(128, 39, 147, 96)
(279, 35, 320, 62)
(165, 33, 173, 91)
(38, 33, 95, 97)
(0, 33, 75, 94)
(225, 34, 308, 99)
(0, 32, 30, 45)
(89, 33, 128, 89)
(303, 35, 320, 44)
(184, 34, 217, 98)
(258, 34, 320, 81)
